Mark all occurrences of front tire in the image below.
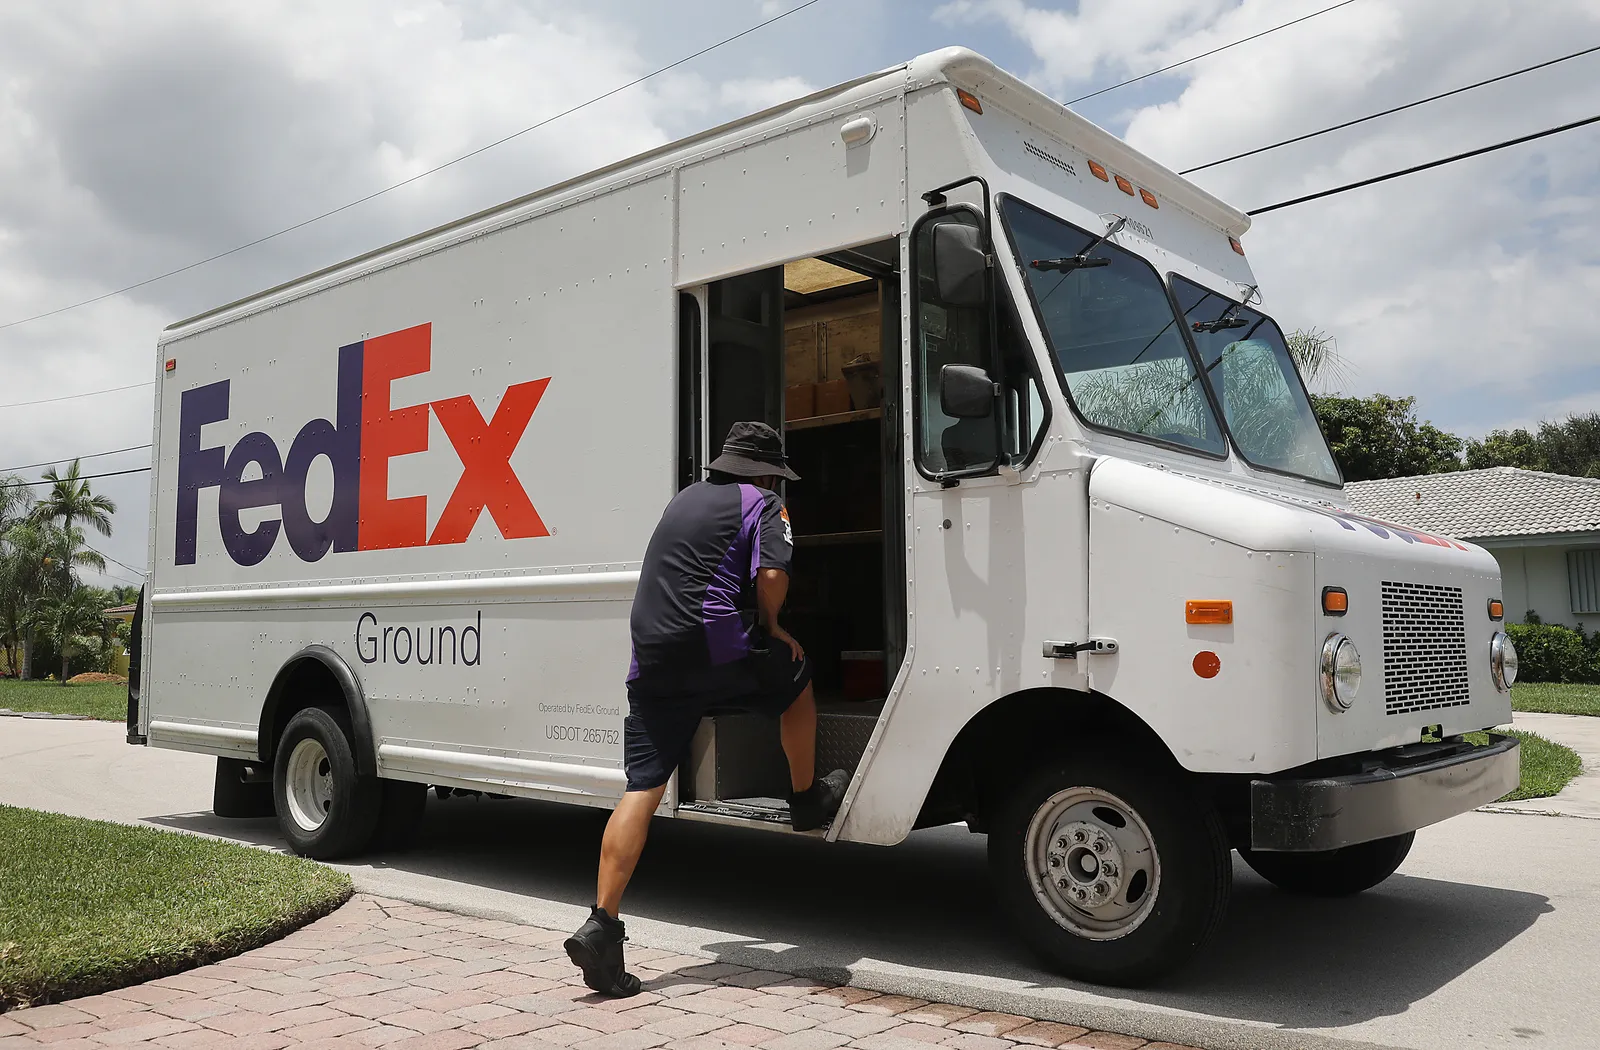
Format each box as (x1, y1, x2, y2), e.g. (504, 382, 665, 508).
(1239, 832, 1414, 897)
(989, 754, 1231, 986)
(272, 707, 381, 859)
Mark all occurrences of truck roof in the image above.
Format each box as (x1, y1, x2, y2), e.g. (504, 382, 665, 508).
(166, 47, 1249, 334)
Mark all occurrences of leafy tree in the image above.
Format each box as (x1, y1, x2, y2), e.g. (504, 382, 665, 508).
(1310, 393, 1464, 482)
(1465, 413, 1600, 478)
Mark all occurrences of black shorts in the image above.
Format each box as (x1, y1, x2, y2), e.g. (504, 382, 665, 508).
(622, 645, 812, 793)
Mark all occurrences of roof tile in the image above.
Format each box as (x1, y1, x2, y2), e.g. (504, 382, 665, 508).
(1344, 467, 1600, 540)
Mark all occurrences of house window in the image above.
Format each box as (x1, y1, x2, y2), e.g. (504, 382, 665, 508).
(1570, 549, 1600, 615)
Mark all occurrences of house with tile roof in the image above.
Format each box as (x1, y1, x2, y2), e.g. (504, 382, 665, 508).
(1345, 466, 1600, 631)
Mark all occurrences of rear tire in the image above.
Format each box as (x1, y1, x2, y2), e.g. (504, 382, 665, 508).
(1239, 832, 1414, 897)
(369, 779, 429, 853)
(272, 707, 381, 859)
(989, 752, 1231, 986)
(213, 757, 274, 818)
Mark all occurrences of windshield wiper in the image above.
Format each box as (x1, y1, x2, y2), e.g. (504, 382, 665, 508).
(1031, 215, 1127, 273)
(1190, 284, 1262, 332)
(1191, 313, 1251, 333)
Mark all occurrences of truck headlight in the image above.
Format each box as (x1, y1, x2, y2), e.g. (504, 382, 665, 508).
(1321, 633, 1361, 711)
(1490, 632, 1518, 692)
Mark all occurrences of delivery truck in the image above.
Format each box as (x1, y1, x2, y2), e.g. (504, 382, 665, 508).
(128, 47, 1521, 984)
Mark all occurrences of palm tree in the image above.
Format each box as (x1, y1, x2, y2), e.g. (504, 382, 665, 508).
(0, 473, 33, 534)
(0, 478, 38, 677)
(0, 523, 50, 678)
(1286, 328, 1352, 390)
(33, 459, 116, 538)
(37, 582, 109, 684)
(0, 522, 105, 679)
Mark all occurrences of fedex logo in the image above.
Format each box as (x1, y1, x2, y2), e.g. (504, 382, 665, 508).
(176, 323, 549, 567)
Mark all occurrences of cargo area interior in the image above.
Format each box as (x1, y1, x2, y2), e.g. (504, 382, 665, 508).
(678, 238, 904, 821)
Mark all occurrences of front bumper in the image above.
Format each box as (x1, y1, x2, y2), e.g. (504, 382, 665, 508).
(1250, 732, 1520, 852)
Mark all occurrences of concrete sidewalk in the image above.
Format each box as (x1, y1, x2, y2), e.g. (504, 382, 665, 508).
(1483, 712, 1600, 820)
(0, 896, 1194, 1050)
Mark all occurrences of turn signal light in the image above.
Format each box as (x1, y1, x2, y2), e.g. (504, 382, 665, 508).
(1322, 587, 1348, 616)
(1488, 598, 1504, 621)
(1186, 600, 1233, 625)
(957, 89, 983, 114)
(1088, 159, 1109, 181)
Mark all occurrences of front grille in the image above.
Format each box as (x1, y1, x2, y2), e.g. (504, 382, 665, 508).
(1382, 581, 1471, 715)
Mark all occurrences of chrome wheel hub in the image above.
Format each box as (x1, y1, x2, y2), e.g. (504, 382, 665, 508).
(1025, 786, 1160, 940)
(285, 738, 334, 832)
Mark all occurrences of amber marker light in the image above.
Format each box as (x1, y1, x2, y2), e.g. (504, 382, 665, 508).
(1488, 598, 1504, 621)
(1139, 188, 1159, 209)
(1185, 600, 1233, 625)
(1229, 236, 1246, 256)
(1322, 587, 1349, 616)
(1088, 159, 1109, 182)
(956, 89, 983, 114)
(1114, 174, 1135, 195)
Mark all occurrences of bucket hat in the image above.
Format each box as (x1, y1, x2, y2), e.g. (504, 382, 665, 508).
(709, 421, 800, 481)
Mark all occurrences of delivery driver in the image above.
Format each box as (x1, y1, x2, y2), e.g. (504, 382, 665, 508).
(565, 421, 849, 997)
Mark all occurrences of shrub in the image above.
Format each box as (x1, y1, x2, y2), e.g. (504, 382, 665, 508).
(1507, 617, 1592, 683)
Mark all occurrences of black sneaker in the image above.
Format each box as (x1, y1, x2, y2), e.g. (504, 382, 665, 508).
(564, 907, 642, 998)
(790, 769, 850, 832)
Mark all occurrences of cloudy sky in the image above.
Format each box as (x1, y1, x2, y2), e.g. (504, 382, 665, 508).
(2, 0, 1598, 586)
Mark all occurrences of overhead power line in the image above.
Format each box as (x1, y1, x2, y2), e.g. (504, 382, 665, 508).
(0, 0, 825, 335)
(0, 381, 154, 411)
(89, 546, 147, 578)
(0, 443, 153, 477)
(1183, 42, 1600, 174)
(0, 466, 151, 490)
(1066, 0, 1359, 106)
(1248, 111, 1600, 215)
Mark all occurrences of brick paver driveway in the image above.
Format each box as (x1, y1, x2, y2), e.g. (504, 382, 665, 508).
(0, 896, 1198, 1050)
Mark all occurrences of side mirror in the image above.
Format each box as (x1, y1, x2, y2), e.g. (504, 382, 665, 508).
(940, 364, 995, 418)
(932, 222, 987, 307)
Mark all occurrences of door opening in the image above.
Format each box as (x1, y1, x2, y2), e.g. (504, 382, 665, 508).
(678, 241, 905, 820)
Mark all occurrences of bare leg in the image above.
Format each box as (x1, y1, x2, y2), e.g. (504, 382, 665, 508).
(779, 683, 818, 794)
(596, 784, 668, 917)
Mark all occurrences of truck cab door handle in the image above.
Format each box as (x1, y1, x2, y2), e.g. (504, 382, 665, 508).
(1043, 638, 1119, 659)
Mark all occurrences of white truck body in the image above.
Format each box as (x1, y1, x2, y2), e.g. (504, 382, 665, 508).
(133, 48, 1518, 982)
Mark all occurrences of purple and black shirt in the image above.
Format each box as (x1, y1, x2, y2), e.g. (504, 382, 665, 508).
(627, 480, 794, 681)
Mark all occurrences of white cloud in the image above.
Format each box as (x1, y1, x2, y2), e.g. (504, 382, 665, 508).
(0, 0, 807, 584)
(718, 76, 818, 111)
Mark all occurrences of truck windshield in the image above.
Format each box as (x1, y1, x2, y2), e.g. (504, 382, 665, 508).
(1170, 275, 1341, 485)
(1000, 197, 1226, 457)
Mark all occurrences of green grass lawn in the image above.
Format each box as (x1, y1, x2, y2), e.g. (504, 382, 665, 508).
(1512, 681, 1600, 717)
(0, 680, 126, 721)
(1466, 729, 1584, 802)
(0, 806, 351, 1010)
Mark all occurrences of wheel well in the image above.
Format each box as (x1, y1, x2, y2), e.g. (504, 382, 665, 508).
(258, 646, 375, 776)
(917, 688, 1182, 832)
